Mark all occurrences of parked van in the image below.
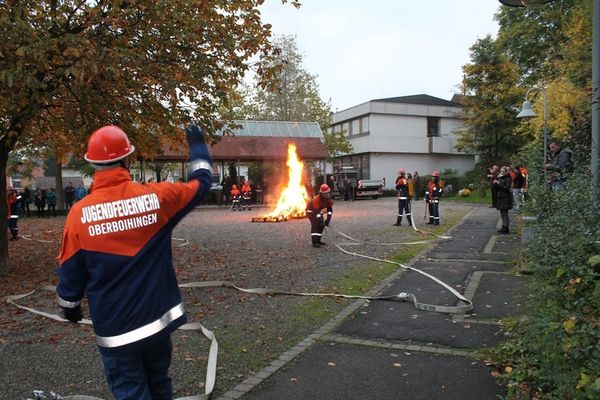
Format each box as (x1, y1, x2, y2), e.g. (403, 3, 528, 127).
(330, 166, 383, 200)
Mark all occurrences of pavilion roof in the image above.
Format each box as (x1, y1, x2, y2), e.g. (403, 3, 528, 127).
(148, 136, 328, 162)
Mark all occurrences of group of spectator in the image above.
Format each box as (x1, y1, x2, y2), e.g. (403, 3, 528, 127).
(488, 165, 528, 214)
(6, 181, 87, 242)
(488, 140, 573, 209)
(336, 176, 355, 202)
(9, 181, 88, 218)
(487, 140, 573, 235)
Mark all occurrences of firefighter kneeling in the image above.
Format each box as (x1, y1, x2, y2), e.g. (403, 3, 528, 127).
(306, 184, 333, 248)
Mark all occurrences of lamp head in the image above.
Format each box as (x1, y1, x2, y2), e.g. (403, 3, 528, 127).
(516, 100, 538, 119)
(498, 0, 554, 7)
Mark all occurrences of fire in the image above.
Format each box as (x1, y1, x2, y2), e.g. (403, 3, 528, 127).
(254, 144, 310, 222)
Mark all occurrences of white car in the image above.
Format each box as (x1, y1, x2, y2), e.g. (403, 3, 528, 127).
(355, 179, 384, 199)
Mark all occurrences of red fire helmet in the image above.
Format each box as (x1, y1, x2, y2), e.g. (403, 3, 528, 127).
(84, 125, 136, 164)
(319, 184, 331, 194)
(398, 168, 406, 174)
(432, 170, 440, 177)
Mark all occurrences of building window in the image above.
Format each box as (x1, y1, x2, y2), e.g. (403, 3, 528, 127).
(361, 154, 370, 179)
(342, 122, 350, 137)
(351, 119, 360, 135)
(427, 117, 440, 137)
(361, 116, 369, 133)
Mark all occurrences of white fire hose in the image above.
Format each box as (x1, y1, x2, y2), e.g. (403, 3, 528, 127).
(321, 208, 471, 315)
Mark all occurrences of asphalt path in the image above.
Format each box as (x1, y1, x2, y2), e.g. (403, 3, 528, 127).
(223, 205, 527, 400)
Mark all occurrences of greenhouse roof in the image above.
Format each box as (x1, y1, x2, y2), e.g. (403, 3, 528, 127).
(219, 120, 324, 139)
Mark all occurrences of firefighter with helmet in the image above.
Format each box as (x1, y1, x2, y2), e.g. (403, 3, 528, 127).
(56, 124, 213, 399)
(7, 187, 21, 240)
(394, 168, 412, 226)
(306, 183, 333, 247)
(425, 170, 443, 225)
(230, 184, 241, 211)
(241, 179, 252, 211)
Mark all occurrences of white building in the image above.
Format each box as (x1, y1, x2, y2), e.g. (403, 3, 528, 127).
(330, 94, 475, 189)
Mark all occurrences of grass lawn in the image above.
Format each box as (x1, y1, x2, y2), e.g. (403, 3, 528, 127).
(443, 188, 492, 204)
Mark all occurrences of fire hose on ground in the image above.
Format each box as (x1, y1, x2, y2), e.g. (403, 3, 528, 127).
(7, 205, 470, 400)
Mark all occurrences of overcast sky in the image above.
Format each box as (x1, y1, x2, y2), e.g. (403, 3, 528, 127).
(259, 0, 501, 112)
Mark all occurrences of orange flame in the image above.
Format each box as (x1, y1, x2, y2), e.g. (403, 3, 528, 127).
(263, 144, 310, 220)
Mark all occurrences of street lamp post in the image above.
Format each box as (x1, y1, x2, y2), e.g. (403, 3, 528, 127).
(517, 87, 548, 165)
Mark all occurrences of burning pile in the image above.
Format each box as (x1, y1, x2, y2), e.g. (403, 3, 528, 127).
(252, 144, 310, 222)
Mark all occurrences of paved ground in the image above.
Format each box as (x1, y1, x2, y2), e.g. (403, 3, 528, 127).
(1, 199, 525, 399)
(217, 205, 527, 400)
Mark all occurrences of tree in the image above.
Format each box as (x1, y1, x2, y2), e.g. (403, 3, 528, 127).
(228, 162, 238, 187)
(0, 0, 299, 276)
(495, 0, 578, 86)
(495, 0, 592, 161)
(237, 34, 352, 157)
(457, 36, 526, 166)
(479, 4, 598, 397)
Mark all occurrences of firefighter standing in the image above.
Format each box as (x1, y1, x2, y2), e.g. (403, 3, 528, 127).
(230, 184, 241, 211)
(7, 187, 21, 240)
(241, 179, 252, 211)
(56, 124, 213, 400)
(425, 170, 443, 225)
(306, 184, 333, 248)
(393, 169, 412, 226)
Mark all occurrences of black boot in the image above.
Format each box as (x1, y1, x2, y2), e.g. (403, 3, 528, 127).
(318, 233, 326, 245)
(393, 216, 402, 226)
(497, 226, 509, 234)
(407, 215, 413, 227)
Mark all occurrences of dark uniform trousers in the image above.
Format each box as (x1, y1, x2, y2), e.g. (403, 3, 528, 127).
(428, 199, 440, 225)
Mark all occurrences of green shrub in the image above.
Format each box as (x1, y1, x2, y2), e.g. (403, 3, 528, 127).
(494, 166, 600, 399)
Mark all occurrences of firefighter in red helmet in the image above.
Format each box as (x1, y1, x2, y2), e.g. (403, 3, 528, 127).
(306, 183, 333, 247)
(7, 186, 21, 240)
(241, 179, 252, 211)
(425, 170, 443, 225)
(56, 124, 213, 399)
(230, 184, 241, 211)
(393, 168, 412, 226)
(83, 125, 136, 164)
